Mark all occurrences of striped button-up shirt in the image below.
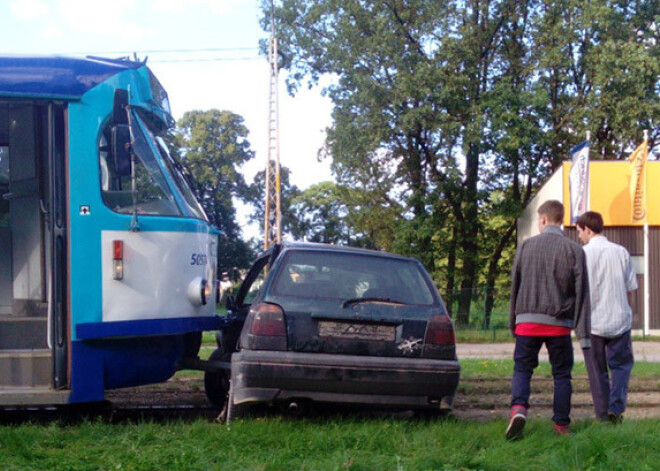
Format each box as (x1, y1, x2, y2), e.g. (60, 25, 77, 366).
(583, 235, 638, 338)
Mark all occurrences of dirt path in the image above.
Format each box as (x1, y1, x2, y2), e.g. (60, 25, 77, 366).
(454, 341, 660, 421)
(454, 376, 660, 422)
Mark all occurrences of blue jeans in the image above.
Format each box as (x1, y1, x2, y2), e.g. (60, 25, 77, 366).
(511, 335, 574, 426)
(583, 330, 634, 418)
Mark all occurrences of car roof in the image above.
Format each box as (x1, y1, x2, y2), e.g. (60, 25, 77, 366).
(266, 241, 420, 263)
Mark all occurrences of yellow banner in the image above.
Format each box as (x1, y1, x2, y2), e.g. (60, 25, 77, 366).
(629, 140, 648, 223)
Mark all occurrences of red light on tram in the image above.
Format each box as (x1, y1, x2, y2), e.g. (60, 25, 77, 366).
(113, 240, 124, 280)
(113, 240, 123, 260)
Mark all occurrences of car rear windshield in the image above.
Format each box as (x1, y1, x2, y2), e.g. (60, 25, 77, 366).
(272, 250, 437, 306)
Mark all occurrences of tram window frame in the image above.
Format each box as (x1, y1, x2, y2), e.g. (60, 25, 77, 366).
(98, 114, 181, 217)
(0, 145, 8, 227)
(0, 145, 8, 186)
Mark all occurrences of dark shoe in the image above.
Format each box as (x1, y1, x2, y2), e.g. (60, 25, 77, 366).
(553, 424, 572, 436)
(607, 412, 623, 424)
(506, 405, 527, 440)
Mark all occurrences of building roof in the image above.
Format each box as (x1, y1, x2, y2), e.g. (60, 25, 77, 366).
(0, 55, 144, 100)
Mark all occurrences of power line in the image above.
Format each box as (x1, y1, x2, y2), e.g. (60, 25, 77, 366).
(61, 46, 259, 55)
(149, 56, 261, 63)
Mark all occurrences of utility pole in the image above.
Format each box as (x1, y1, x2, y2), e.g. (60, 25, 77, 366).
(264, 0, 281, 250)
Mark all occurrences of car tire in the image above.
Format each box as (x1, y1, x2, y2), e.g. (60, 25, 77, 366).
(204, 349, 229, 407)
(413, 407, 453, 420)
(226, 382, 251, 423)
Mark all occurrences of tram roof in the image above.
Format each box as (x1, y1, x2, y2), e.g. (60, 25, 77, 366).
(0, 55, 145, 100)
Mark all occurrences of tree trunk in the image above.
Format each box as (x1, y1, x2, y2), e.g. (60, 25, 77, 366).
(456, 142, 480, 326)
(445, 226, 457, 317)
(484, 221, 517, 327)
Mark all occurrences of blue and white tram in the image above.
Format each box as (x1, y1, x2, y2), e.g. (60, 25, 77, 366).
(0, 55, 228, 406)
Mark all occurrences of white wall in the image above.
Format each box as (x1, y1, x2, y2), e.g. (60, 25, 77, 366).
(517, 167, 564, 245)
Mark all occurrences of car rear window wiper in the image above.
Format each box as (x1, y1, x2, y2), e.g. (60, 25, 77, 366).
(341, 297, 408, 308)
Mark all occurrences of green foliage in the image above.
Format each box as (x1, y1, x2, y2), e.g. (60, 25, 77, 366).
(170, 109, 256, 272)
(245, 164, 302, 240)
(263, 0, 659, 326)
(289, 181, 349, 244)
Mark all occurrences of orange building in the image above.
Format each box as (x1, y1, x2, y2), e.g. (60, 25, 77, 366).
(561, 161, 660, 227)
(518, 161, 659, 334)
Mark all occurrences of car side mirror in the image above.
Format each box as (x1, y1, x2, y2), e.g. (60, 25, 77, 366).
(111, 124, 132, 177)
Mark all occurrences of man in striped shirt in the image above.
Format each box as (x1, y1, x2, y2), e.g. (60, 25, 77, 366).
(576, 211, 638, 424)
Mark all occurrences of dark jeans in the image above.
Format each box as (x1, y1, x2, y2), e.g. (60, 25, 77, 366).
(583, 330, 634, 418)
(511, 334, 574, 426)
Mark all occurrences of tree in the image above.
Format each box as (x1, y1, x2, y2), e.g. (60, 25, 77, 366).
(244, 164, 303, 242)
(264, 0, 528, 324)
(289, 182, 349, 243)
(170, 109, 256, 273)
(263, 0, 659, 325)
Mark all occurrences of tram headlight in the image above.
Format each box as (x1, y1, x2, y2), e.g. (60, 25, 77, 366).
(187, 277, 209, 306)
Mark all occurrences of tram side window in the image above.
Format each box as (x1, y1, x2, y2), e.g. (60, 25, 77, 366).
(99, 120, 180, 216)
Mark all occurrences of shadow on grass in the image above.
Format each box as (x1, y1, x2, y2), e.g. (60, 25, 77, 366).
(227, 400, 459, 425)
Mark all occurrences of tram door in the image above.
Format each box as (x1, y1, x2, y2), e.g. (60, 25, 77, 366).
(0, 102, 67, 391)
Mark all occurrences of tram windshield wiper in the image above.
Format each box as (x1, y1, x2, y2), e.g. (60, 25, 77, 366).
(341, 297, 408, 308)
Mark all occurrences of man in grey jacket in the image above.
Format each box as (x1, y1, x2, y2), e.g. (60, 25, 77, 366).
(506, 200, 591, 440)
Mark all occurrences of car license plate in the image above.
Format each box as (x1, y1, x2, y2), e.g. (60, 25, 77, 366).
(318, 321, 395, 341)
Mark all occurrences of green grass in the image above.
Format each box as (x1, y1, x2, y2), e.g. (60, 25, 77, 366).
(455, 327, 512, 343)
(459, 358, 585, 379)
(454, 327, 660, 344)
(2, 416, 660, 470)
(202, 331, 218, 346)
(459, 358, 660, 379)
(6, 355, 660, 470)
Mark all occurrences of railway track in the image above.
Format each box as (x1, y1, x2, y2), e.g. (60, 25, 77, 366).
(3, 375, 660, 423)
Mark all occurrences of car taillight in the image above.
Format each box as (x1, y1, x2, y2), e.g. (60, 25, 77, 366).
(246, 303, 287, 351)
(423, 314, 457, 360)
(424, 314, 456, 345)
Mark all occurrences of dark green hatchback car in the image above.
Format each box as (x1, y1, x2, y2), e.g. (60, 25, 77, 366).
(222, 242, 460, 421)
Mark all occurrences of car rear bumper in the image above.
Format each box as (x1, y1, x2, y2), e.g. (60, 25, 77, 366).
(231, 350, 461, 410)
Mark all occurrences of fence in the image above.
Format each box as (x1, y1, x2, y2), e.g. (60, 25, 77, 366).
(444, 287, 511, 342)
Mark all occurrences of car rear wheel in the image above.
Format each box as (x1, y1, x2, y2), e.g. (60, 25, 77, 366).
(204, 349, 229, 407)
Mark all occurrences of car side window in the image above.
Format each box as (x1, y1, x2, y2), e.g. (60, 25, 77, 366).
(236, 255, 271, 307)
(243, 267, 266, 305)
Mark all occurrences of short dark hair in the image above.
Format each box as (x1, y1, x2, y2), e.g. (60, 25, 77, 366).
(576, 211, 604, 234)
(537, 200, 564, 224)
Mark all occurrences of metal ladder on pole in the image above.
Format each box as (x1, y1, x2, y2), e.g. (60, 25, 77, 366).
(264, 16, 281, 250)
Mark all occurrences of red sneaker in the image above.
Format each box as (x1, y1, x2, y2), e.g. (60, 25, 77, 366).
(553, 424, 572, 436)
(607, 412, 623, 424)
(506, 405, 527, 440)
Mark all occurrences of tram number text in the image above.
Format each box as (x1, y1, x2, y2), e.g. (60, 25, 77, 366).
(190, 253, 208, 266)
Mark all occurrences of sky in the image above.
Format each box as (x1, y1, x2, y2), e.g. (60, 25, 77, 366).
(1, 0, 334, 237)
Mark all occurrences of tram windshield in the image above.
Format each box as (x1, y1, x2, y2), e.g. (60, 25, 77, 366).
(138, 113, 207, 221)
(99, 109, 207, 221)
